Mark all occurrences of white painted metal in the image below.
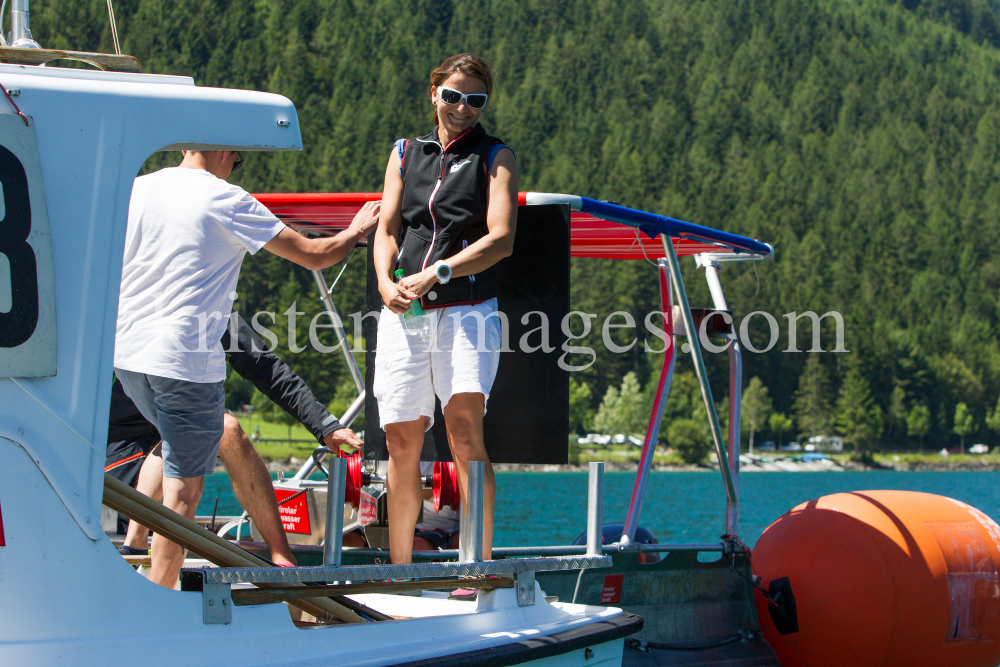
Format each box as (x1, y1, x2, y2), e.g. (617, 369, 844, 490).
(0, 63, 626, 667)
(524, 191, 583, 210)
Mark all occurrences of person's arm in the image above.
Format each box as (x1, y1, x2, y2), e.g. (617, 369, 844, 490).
(375, 148, 419, 314)
(224, 314, 362, 449)
(398, 148, 518, 298)
(264, 201, 380, 271)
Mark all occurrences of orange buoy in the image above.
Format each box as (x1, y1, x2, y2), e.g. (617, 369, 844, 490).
(753, 491, 1000, 667)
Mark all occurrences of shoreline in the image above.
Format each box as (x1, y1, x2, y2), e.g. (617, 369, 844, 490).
(246, 457, 1000, 474)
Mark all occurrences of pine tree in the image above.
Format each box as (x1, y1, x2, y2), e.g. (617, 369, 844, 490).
(569, 378, 594, 435)
(741, 377, 772, 454)
(769, 412, 793, 448)
(886, 386, 907, 440)
(907, 404, 931, 453)
(954, 402, 975, 454)
(836, 365, 885, 455)
(985, 396, 1000, 446)
(593, 372, 645, 436)
(793, 356, 833, 440)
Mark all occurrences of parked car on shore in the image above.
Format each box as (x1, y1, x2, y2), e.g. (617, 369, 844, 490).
(757, 441, 776, 452)
(781, 442, 803, 452)
(969, 444, 989, 455)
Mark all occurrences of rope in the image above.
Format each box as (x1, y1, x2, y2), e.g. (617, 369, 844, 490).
(0, 81, 29, 126)
(721, 535, 778, 607)
(106, 0, 121, 55)
(327, 246, 357, 294)
(633, 226, 659, 268)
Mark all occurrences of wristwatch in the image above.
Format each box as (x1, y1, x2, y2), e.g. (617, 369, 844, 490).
(433, 260, 453, 285)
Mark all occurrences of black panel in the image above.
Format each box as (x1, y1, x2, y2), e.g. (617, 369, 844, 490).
(365, 204, 570, 464)
(766, 577, 799, 635)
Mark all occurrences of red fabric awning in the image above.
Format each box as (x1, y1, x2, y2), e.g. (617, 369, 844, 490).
(253, 192, 731, 259)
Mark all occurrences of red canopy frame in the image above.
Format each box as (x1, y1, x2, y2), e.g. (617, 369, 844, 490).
(252, 192, 745, 259)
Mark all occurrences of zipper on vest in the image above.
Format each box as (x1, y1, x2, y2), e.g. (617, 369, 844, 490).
(421, 128, 471, 305)
(463, 240, 475, 303)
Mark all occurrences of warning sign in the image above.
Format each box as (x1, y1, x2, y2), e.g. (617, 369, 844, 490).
(601, 573, 624, 603)
(275, 489, 311, 535)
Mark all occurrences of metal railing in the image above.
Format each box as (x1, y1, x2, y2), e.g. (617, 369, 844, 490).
(282, 231, 771, 563)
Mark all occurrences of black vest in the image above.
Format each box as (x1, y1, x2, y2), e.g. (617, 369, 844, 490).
(397, 124, 504, 309)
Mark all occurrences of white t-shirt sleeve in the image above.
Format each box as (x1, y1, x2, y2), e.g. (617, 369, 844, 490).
(231, 192, 286, 254)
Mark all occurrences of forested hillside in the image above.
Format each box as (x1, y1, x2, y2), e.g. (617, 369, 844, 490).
(29, 0, 1000, 451)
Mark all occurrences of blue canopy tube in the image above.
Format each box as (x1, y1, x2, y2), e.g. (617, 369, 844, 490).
(524, 192, 773, 258)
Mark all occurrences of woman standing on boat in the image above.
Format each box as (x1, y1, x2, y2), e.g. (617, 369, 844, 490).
(373, 53, 517, 564)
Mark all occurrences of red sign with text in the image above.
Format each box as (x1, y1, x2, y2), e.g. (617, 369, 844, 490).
(275, 489, 312, 535)
(601, 574, 624, 603)
(359, 489, 379, 526)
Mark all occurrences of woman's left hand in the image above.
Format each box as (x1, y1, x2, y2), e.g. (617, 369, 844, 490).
(399, 268, 438, 298)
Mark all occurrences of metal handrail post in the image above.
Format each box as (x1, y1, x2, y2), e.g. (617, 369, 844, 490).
(587, 462, 604, 555)
(467, 461, 485, 562)
(701, 260, 742, 537)
(312, 269, 365, 394)
(726, 343, 741, 536)
(323, 457, 347, 566)
(621, 258, 676, 548)
(661, 236, 738, 508)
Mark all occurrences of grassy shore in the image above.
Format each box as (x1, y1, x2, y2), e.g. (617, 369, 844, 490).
(235, 415, 318, 461)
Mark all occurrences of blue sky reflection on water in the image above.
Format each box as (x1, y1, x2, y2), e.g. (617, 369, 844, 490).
(201, 470, 1000, 548)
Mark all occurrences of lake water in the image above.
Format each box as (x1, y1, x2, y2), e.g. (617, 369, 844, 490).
(200, 469, 1000, 547)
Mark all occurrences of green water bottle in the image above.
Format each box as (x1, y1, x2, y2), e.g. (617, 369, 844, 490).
(395, 269, 430, 337)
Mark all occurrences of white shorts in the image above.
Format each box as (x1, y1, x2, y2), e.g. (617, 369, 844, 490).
(373, 298, 502, 430)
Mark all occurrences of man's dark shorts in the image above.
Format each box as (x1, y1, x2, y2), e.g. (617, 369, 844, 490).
(114, 369, 224, 478)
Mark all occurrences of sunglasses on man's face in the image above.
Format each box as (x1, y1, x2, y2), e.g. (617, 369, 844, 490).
(437, 87, 489, 110)
(231, 151, 244, 173)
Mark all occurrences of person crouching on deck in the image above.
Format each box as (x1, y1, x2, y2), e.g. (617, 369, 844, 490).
(114, 149, 378, 588)
(107, 311, 366, 566)
(373, 54, 517, 564)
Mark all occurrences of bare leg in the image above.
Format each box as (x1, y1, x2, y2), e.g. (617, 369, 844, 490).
(217, 414, 295, 566)
(122, 443, 163, 551)
(385, 417, 427, 564)
(150, 475, 204, 588)
(443, 393, 494, 560)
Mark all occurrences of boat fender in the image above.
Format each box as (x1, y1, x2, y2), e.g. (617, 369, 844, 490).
(754, 490, 1000, 667)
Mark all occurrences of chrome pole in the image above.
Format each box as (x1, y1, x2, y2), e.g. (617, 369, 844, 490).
(339, 391, 366, 429)
(323, 457, 347, 566)
(458, 499, 468, 562)
(726, 343, 742, 536)
(587, 462, 604, 556)
(312, 269, 365, 395)
(661, 236, 737, 507)
(701, 260, 742, 537)
(467, 461, 485, 562)
(621, 255, 676, 548)
(9, 0, 41, 48)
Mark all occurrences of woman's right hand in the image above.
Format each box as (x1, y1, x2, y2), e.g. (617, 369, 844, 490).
(379, 278, 419, 314)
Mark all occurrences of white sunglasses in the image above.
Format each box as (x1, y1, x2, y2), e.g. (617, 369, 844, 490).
(437, 86, 489, 109)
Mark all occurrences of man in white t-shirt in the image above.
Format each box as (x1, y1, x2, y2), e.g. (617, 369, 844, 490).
(114, 149, 378, 588)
